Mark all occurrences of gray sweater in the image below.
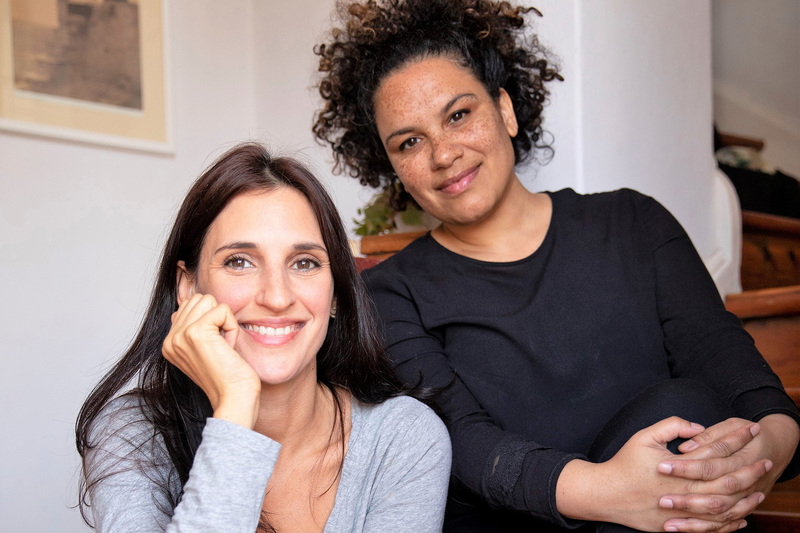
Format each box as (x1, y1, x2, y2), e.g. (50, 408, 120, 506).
(85, 394, 451, 532)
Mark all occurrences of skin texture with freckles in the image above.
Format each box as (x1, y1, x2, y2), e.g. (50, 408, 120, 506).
(374, 56, 552, 261)
(374, 56, 519, 226)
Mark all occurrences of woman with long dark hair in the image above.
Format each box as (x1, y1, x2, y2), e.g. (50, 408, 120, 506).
(75, 142, 450, 532)
(313, 1, 800, 531)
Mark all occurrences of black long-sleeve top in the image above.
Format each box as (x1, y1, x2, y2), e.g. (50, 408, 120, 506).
(362, 188, 800, 529)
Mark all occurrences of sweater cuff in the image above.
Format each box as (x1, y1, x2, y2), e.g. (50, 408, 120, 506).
(483, 435, 587, 528)
(521, 449, 587, 529)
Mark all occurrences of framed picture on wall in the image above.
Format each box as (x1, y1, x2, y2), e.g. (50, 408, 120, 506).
(0, 0, 171, 153)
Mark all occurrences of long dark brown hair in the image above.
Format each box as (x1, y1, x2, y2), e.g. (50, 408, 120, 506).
(75, 142, 406, 529)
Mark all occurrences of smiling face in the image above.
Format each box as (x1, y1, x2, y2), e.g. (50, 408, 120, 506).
(373, 56, 520, 226)
(180, 188, 334, 389)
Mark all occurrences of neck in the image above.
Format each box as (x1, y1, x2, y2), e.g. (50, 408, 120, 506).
(432, 176, 552, 262)
(253, 379, 343, 452)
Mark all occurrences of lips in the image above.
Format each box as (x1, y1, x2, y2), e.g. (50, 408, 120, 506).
(437, 165, 479, 194)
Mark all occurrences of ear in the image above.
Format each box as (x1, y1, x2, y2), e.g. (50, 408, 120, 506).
(497, 88, 519, 139)
(176, 261, 195, 306)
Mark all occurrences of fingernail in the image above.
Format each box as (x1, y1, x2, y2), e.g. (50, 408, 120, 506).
(681, 440, 699, 451)
(739, 521, 747, 529)
(658, 462, 673, 474)
(665, 527, 678, 532)
(750, 424, 761, 437)
(758, 493, 765, 504)
(690, 422, 705, 430)
(765, 460, 773, 472)
(660, 497, 674, 509)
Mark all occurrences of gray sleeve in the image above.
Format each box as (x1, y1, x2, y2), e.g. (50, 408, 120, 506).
(361, 405, 452, 532)
(85, 402, 279, 533)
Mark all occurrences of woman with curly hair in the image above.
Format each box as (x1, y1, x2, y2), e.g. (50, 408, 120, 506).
(314, 1, 800, 532)
(75, 143, 450, 532)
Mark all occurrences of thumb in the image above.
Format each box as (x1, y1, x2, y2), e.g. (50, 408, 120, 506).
(642, 416, 705, 446)
(218, 305, 239, 348)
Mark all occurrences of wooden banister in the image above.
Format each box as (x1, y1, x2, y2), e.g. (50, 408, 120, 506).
(726, 285, 800, 319)
(359, 230, 426, 259)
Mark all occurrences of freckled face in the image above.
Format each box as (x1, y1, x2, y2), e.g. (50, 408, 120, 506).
(191, 188, 334, 388)
(373, 57, 519, 226)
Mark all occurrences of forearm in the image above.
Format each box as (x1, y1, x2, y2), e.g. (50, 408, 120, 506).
(166, 419, 278, 532)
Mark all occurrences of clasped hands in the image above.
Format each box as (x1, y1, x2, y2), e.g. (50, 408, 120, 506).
(601, 414, 795, 532)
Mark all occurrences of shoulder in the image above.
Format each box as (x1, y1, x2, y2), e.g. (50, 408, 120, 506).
(83, 392, 174, 489)
(550, 187, 682, 238)
(354, 396, 450, 454)
(549, 187, 663, 217)
(88, 392, 155, 450)
(361, 234, 443, 281)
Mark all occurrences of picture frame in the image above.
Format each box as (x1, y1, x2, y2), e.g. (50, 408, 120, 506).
(0, 0, 172, 153)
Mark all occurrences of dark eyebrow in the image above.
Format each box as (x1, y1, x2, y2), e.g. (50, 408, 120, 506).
(214, 241, 257, 255)
(292, 242, 329, 255)
(383, 92, 477, 145)
(213, 241, 328, 256)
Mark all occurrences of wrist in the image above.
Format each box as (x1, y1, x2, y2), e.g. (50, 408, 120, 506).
(213, 388, 260, 429)
(556, 459, 612, 522)
(758, 413, 800, 475)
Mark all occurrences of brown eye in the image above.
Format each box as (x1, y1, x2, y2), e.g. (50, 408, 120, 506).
(293, 258, 321, 271)
(224, 256, 252, 270)
(399, 137, 420, 151)
(449, 109, 469, 123)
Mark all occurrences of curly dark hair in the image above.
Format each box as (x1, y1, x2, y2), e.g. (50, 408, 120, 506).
(313, 0, 562, 210)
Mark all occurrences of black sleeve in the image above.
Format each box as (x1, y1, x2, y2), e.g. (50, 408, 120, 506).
(636, 192, 800, 480)
(362, 265, 585, 527)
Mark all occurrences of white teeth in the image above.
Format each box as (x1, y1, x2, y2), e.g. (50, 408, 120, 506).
(244, 324, 293, 336)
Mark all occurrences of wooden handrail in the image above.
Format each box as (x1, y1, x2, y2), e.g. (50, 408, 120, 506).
(725, 285, 800, 319)
(360, 230, 427, 256)
(742, 210, 800, 237)
(716, 132, 765, 151)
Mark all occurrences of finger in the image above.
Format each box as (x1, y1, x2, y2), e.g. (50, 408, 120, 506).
(658, 454, 772, 486)
(663, 517, 748, 533)
(164, 294, 220, 362)
(175, 294, 220, 330)
(191, 303, 239, 348)
(639, 416, 706, 446)
(170, 292, 207, 326)
(660, 490, 765, 518)
(216, 303, 239, 347)
(678, 419, 759, 457)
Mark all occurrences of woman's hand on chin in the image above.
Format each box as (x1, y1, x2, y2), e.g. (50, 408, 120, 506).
(162, 293, 261, 429)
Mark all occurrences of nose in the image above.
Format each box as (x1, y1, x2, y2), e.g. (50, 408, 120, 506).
(255, 267, 296, 312)
(429, 133, 462, 169)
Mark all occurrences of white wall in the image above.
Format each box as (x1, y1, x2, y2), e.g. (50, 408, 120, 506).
(0, 1, 259, 530)
(526, 1, 732, 286)
(250, 0, 368, 230)
(0, 1, 729, 531)
(712, 0, 800, 178)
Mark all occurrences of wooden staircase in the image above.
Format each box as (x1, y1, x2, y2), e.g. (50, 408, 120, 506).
(726, 211, 800, 532)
